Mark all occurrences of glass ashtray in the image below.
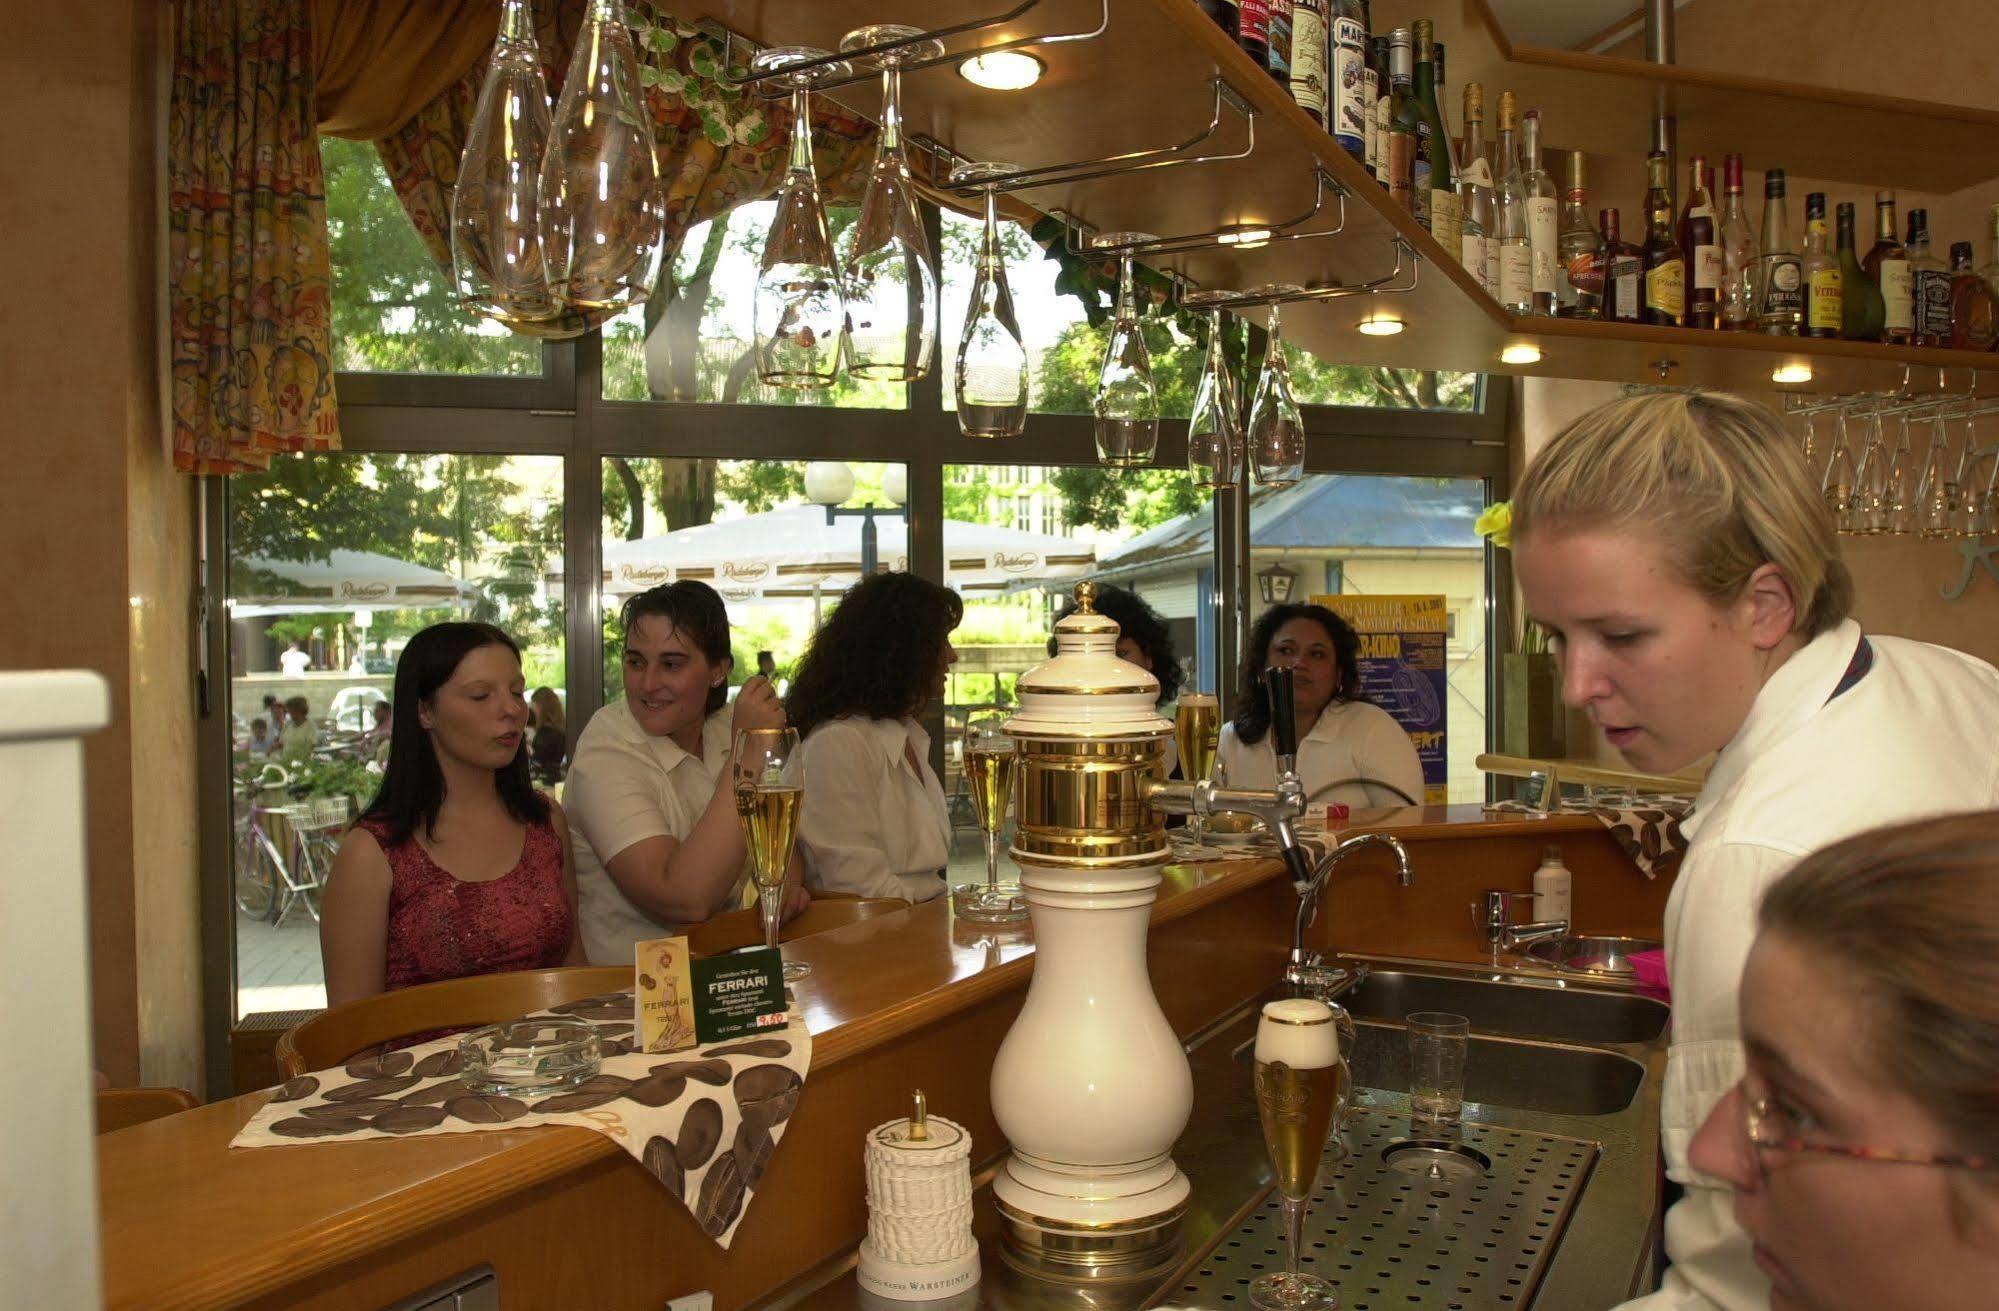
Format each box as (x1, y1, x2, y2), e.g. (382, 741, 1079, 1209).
(457, 1017, 602, 1096)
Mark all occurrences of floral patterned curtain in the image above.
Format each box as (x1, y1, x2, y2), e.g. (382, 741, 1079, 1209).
(168, 0, 339, 473)
(373, 8, 878, 340)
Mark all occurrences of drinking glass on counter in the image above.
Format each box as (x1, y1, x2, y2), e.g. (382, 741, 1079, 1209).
(1252, 998, 1346, 1311)
(1174, 693, 1220, 843)
(1406, 1010, 1470, 1137)
(952, 717, 1028, 923)
(734, 727, 810, 982)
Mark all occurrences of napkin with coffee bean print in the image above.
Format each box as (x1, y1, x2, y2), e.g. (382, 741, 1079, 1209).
(229, 990, 810, 1247)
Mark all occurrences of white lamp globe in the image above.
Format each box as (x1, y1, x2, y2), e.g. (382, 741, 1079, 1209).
(804, 460, 856, 507)
(882, 465, 908, 507)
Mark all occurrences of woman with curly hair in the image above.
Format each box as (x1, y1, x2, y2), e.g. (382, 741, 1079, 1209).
(1216, 602, 1423, 808)
(786, 573, 963, 903)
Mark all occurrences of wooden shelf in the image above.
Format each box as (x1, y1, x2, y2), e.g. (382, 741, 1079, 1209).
(683, 0, 1999, 398)
(1455, 0, 1999, 193)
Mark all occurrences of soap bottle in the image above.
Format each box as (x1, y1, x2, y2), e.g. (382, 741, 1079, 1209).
(1533, 845, 1572, 927)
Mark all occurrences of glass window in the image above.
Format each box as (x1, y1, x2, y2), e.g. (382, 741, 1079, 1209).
(1287, 361, 1479, 410)
(599, 202, 906, 408)
(226, 453, 565, 1019)
(323, 138, 542, 376)
(596, 457, 909, 695)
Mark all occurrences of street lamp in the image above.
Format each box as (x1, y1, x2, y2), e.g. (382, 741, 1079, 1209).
(805, 460, 906, 577)
(1256, 560, 1298, 605)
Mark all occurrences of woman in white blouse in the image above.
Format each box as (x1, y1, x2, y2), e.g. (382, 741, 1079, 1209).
(786, 573, 962, 904)
(1512, 390, 1999, 1311)
(1215, 604, 1424, 809)
(565, 581, 807, 965)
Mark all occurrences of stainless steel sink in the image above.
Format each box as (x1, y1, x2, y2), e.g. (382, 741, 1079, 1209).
(1234, 1021, 1645, 1116)
(1338, 967, 1670, 1044)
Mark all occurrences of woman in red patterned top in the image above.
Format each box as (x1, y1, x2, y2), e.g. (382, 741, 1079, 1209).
(321, 622, 580, 1005)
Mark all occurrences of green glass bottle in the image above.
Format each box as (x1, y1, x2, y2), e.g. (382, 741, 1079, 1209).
(1836, 201, 1884, 342)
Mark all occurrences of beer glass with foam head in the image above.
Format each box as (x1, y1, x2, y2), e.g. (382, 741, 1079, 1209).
(1252, 997, 1347, 1311)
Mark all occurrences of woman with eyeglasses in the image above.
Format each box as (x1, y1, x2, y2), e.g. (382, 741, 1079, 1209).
(1688, 811, 1999, 1310)
(1513, 391, 1999, 1311)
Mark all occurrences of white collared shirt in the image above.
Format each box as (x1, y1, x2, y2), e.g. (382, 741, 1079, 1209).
(565, 700, 750, 965)
(1214, 699, 1425, 808)
(793, 716, 951, 904)
(1621, 619, 1999, 1311)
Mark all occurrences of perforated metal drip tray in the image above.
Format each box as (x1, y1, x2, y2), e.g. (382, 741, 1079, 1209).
(1172, 1109, 1599, 1311)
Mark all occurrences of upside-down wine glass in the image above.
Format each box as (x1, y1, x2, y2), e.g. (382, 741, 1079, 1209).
(1248, 295, 1306, 488)
(838, 24, 943, 382)
(752, 47, 851, 390)
(950, 162, 1030, 438)
(1188, 308, 1243, 488)
(1093, 248, 1161, 466)
(451, 0, 558, 325)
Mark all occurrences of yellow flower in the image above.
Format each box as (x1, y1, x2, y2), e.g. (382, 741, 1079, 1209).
(1474, 501, 1513, 550)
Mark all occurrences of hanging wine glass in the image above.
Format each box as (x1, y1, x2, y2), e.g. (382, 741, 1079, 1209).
(1822, 409, 1857, 528)
(752, 47, 852, 390)
(1092, 248, 1161, 466)
(949, 162, 1029, 438)
(1796, 411, 1822, 476)
(1248, 293, 1306, 488)
(1914, 414, 1955, 539)
(1850, 410, 1891, 535)
(452, 0, 558, 324)
(1884, 415, 1917, 535)
(1188, 308, 1242, 488)
(539, 0, 664, 311)
(1952, 410, 1987, 538)
(839, 24, 944, 382)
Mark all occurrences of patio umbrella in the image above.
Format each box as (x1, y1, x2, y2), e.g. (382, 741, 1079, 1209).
(230, 548, 476, 616)
(573, 505, 1097, 600)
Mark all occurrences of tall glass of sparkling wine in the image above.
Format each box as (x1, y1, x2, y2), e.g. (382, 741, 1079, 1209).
(1175, 693, 1220, 843)
(734, 727, 809, 982)
(953, 717, 1029, 923)
(1252, 998, 1346, 1311)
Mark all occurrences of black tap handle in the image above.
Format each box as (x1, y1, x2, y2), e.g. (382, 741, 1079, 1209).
(1266, 665, 1299, 761)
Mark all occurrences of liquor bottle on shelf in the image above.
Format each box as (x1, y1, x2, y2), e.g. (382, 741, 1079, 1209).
(1457, 82, 1495, 296)
(1328, 0, 1367, 159)
(1267, 0, 1293, 85)
(1678, 156, 1719, 330)
(1238, 0, 1271, 69)
(1371, 36, 1392, 189)
(1520, 110, 1558, 316)
(1384, 28, 1418, 215)
(1754, 170, 1802, 335)
(1600, 208, 1643, 324)
(1907, 209, 1951, 348)
(1196, 0, 1239, 34)
(1982, 204, 1999, 301)
(1865, 190, 1912, 345)
(1289, 0, 1328, 125)
(1434, 41, 1457, 173)
(1837, 200, 1885, 342)
(1946, 241, 1999, 351)
(1411, 20, 1459, 254)
(1556, 152, 1602, 319)
(1717, 153, 1758, 331)
(1641, 150, 1685, 327)
(1801, 192, 1842, 340)
(1360, 28, 1381, 177)
(1495, 91, 1534, 315)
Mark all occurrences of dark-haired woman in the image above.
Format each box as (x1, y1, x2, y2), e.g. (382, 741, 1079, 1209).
(320, 623, 579, 1007)
(565, 582, 806, 965)
(787, 573, 961, 903)
(1215, 603, 1423, 809)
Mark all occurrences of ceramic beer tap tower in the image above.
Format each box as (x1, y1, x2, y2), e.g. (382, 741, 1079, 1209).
(992, 584, 1314, 1275)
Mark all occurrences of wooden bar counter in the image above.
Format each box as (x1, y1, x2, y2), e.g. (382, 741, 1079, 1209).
(97, 808, 1673, 1311)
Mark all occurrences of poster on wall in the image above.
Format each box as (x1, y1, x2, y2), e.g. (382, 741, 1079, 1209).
(1314, 593, 1449, 806)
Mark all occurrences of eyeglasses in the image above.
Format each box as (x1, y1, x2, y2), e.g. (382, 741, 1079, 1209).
(1739, 1083, 1995, 1177)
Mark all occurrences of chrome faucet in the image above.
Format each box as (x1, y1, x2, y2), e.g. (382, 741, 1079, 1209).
(1285, 831, 1415, 998)
(1472, 889, 1569, 960)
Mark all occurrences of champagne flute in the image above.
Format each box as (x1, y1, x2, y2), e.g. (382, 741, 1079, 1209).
(733, 727, 810, 982)
(1188, 308, 1242, 487)
(1174, 693, 1220, 844)
(951, 717, 1027, 923)
(1093, 249, 1160, 466)
(1252, 998, 1346, 1311)
(1248, 296, 1306, 488)
(752, 47, 851, 390)
(950, 161, 1029, 438)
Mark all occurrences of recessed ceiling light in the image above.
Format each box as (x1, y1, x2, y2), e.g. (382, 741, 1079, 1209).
(1218, 226, 1275, 248)
(1772, 362, 1814, 384)
(1356, 312, 1404, 336)
(1500, 342, 1542, 365)
(956, 51, 1045, 91)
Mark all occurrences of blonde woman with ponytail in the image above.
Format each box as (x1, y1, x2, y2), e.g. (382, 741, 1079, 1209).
(1511, 390, 1999, 1311)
